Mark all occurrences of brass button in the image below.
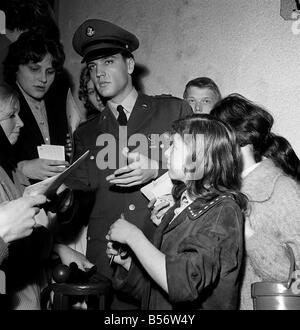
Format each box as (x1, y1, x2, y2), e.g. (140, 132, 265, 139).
(128, 204, 135, 211)
(87, 236, 91, 241)
(90, 155, 95, 160)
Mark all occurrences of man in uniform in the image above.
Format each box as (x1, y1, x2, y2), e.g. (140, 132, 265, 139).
(67, 19, 192, 308)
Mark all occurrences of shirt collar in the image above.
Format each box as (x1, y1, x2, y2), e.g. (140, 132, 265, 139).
(108, 87, 138, 119)
(241, 162, 261, 179)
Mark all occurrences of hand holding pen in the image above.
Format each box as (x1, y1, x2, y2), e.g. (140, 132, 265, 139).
(107, 213, 129, 265)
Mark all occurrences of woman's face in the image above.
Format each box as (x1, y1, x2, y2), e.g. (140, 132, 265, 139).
(87, 80, 105, 112)
(0, 98, 23, 145)
(164, 133, 189, 182)
(16, 54, 56, 100)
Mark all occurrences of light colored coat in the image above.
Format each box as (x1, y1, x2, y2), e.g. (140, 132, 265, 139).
(240, 159, 300, 310)
(0, 166, 42, 310)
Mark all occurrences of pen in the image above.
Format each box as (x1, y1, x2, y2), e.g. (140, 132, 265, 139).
(109, 213, 125, 265)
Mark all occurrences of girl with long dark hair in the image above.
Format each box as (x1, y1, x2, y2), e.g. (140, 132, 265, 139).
(106, 115, 247, 310)
(211, 93, 300, 309)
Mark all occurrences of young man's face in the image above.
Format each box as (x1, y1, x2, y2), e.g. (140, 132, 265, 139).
(185, 87, 218, 114)
(87, 53, 134, 104)
(16, 54, 56, 100)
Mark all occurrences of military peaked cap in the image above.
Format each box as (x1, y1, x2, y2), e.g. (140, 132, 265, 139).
(72, 19, 139, 63)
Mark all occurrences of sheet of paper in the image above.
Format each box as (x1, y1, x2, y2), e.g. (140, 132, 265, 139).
(66, 88, 82, 133)
(140, 171, 173, 200)
(37, 144, 65, 161)
(24, 150, 89, 198)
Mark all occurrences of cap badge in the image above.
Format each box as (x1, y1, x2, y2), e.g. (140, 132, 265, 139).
(86, 26, 95, 37)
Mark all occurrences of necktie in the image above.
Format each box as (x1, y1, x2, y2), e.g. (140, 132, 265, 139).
(117, 105, 127, 125)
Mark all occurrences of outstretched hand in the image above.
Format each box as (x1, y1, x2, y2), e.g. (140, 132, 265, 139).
(106, 148, 158, 187)
(18, 158, 69, 180)
(0, 195, 46, 243)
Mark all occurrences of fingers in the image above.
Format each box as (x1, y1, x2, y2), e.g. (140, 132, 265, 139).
(106, 246, 119, 256)
(154, 201, 170, 212)
(22, 227, 34, 239)
(150, 214, 161, 226)
(56, 184, 67, 195)
(106, 167, 132, 180)
(43, 159, 69, 166)
(42, 165, 67, 177)
(114, 181, 142, 187)
(126, 151, 140, 164)
(148, 198, 157, 209)
(122, 148, 140, 164)
(108, 175, 142, 186)
(33, 207, 41, 216)
(23, 194, 47, 207)
(155, 209, 167, 219)
(106, 162, 139, 180)
(83, 261, 95, 269)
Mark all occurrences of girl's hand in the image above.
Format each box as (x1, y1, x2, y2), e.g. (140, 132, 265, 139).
(18, 158, 69, 180)
(106, 218, 140, 245)
(148, 195, 174, 226)
(106, 241, 132, 270)
(245, 219, 255, 239)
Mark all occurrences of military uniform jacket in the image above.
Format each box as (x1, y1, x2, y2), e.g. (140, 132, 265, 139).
(113, 194, 245, 310)
(66, 93, 192, 279)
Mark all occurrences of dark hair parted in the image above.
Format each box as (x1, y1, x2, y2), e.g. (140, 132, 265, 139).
(210, 93, 300, 182)
(3, 30, 65, 85)
(183, 77, 221, 101)
(171, 114, 247, 211)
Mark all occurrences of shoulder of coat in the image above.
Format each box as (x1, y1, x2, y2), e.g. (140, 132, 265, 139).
(76, 113, 102, 133)
(153, 94, 182, 101)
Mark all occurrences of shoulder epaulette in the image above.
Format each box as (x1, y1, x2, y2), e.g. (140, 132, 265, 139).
(77, 113, 101, 129)
(153, 94, 181, 100)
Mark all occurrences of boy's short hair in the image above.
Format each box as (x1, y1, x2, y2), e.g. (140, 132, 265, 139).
(183, 77, 221, 101)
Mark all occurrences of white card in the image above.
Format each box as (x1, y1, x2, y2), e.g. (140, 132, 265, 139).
(141, 171, 173, 200)
(37, 144, 65, 161)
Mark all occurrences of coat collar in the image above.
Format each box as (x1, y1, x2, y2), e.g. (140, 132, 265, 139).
(242, 158, 282, 202)
(15, 84, 45, 144)
(155, 194, 236, 238)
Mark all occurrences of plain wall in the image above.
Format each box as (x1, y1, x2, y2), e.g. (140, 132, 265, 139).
(58, 0, 300, 156)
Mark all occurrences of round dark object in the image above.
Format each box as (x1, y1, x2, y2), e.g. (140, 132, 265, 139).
(52, 264, 71, 283)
